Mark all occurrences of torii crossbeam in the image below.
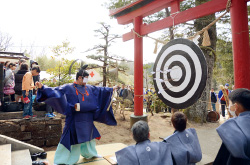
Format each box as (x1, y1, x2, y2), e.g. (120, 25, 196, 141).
(110, 0, 250, 124)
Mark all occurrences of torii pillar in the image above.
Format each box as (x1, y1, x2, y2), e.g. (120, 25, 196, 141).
(230, 0, 250, 89)
(130, 16, 148, 127)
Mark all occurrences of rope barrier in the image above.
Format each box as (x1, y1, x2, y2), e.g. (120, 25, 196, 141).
(125, 94, 225, 107)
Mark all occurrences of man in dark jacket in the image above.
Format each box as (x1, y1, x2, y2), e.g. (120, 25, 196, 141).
(15, 63, 29, 101)
(210, 88, 217, 111)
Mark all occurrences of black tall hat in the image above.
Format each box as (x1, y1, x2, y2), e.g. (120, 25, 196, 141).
(77, 64, 89, 77)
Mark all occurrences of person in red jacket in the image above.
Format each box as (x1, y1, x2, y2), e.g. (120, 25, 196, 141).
(218, 83, 231, 119)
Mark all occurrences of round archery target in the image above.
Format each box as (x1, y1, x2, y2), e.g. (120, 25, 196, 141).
(153, 38, 207, 109)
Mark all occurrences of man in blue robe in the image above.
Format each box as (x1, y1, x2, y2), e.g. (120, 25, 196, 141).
(35, 65, 117, 165)
(115, 121, 173, 165)
(214, 88, 250, 165)
(163, 112, 202, 165)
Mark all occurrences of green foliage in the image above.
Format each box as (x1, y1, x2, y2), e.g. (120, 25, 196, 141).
(51, 40, 75, 57)
(151, 93, 168, 113)
(213, 35, 234, 86)
(46, 41, 78, 85)
(35, 54, 57, 71)
(43, 76, 74, 87)
(143, 63, 154, 89)
(118, 73, 133, 85)
(46, 59, 80, 82)
(180, 0, 195, 11)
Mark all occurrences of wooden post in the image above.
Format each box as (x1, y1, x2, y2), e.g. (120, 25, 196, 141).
(230, 0, 250, 89)
(133, 16, 144, 116)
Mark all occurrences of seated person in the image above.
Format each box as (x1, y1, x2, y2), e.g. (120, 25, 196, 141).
(115, 121, 173, 165)
(214, 88, 250, 165)
(163, 112, 202, 165)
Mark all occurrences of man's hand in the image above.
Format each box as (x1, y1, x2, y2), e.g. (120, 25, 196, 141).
(25, 91, 29, 97)
(35, 82, 43, 89)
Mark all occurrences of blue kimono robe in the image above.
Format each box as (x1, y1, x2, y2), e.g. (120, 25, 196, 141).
(214, 111, 250, 164)
(115, 140, 173, 165)
(37, 83, 117, 151)
(164, 128, 202, 165)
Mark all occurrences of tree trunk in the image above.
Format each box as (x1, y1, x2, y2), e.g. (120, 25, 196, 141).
(103, 47, 107, 87)
(187, 0, 217, 123)
(165, 8, 174, 40)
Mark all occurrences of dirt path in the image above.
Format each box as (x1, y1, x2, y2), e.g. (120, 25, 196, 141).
(44, 110, 223, 152)
(95, 110, 222, 146)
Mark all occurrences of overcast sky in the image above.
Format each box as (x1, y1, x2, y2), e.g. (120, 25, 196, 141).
(2, 0, 247, 66)
(0, 0, 160, 64)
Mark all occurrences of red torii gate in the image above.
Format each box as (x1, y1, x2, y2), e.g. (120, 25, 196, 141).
(110, 0, 250, 123)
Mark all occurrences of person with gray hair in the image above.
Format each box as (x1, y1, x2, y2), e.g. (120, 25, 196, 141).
(115, 121, 173, 165)
(131, 120, 149, 143)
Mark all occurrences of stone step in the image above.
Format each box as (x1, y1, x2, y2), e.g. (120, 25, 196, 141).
(0, 134, 44, 154)
(11, 149, 32, 165)
(0, 110, 46, 120)
(0, 144, 11, 165)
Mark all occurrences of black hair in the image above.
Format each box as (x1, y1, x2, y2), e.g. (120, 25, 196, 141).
(31, 61, 38, 65)
(229, 88, 250, 111)
(131, 121, 149, 143)
(8, 63, 15, 68)
(20, 63, 29, 71)
(171, 112, 187, 132)
(31, 65, 41, 73)
(4, 61, 10, 67)
(76, 65, 89, 80)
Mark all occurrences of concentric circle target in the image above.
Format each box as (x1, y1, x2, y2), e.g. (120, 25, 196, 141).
(153, 38, 207, 109)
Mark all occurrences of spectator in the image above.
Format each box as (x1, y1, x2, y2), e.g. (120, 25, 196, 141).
(218, 83, 231, 119)
(14, 63, 29, 102)
(116, 85, 121, 93)
(30, 60, 40, 94)
(126, 85, 134, 103)
(22, 65, 40, 119)
(3, 60, 10, 78)
(210, 88, 217, 112)
(14, 58, 26, 73)
(118, 84, 125, 98)
(121, 85, 128, 100)
(115, 121, 173, 165)
(145, 88, 154, 112)
(214, 88, 250, 164)
(4, 63, 16, 101)
(31, 60, 56, 118)
(163, 112, 202, 165)
(232, 85, 235, 91)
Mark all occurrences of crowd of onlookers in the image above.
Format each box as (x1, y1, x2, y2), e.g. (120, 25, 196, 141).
(116, 84, 134, 103)
(2, 59, 55, 119)
(113, 84, 154, 106)
(210, 83, 236, 119)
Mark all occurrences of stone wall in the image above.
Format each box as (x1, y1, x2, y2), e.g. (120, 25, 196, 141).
(0, 118, 62, 147)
